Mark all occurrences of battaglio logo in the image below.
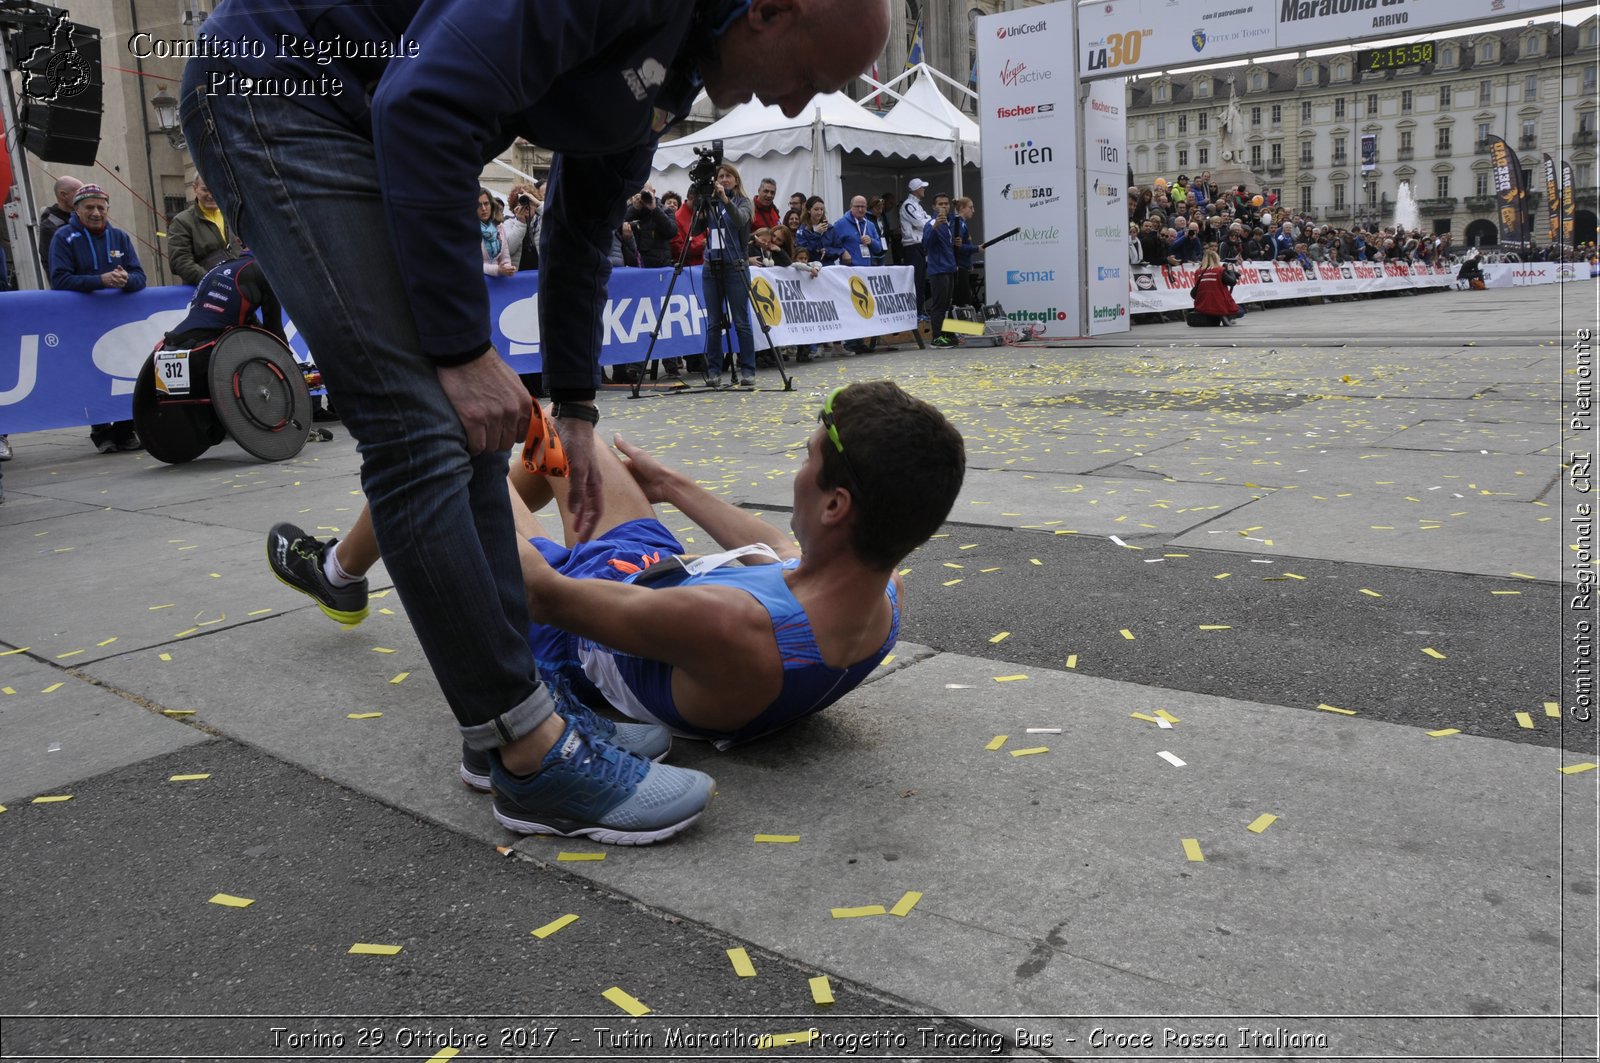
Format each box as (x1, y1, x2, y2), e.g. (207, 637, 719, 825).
(1092, 304, 1126, 320)
(1006, 307, 1069, 323)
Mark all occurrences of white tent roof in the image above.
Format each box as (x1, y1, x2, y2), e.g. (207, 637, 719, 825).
(653, 91, 942, 170)
(880, 67, 979, 156)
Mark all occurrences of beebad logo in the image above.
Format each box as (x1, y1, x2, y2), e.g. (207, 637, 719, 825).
(1096, 266, 1122, 281)
(749, 276, 783, 328)
(1006, 269, 1056, 285)
(1001, 183, 1059, 208)
(1092, 177, 1122, 205)
(1005, 139, 1054, 167)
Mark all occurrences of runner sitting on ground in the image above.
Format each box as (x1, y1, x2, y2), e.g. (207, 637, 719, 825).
(267, 380, 965, 801)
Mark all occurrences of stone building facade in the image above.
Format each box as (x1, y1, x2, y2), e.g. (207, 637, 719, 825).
(1123, 17, 1599, 248)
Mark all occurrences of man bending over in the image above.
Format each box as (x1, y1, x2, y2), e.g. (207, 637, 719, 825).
(268, 382, 964, 827)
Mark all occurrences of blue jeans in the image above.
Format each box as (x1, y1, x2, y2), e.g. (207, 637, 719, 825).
(179, 67, 552, 750)
(701, 263, 757, 378)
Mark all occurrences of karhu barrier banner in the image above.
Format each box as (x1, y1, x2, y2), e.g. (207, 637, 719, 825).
(0, 265, 914, 432)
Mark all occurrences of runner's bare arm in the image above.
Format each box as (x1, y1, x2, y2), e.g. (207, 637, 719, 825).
(613, 435, 801, 562)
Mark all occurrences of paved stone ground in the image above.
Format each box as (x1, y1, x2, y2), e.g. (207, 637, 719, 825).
(0, 281, 1595, 1061)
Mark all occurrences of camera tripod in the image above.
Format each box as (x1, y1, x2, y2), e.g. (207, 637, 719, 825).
(629, 182, 793, 399)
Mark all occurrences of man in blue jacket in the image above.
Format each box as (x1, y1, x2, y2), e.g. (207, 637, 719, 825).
(922, 193, 958, 348)
(50, 183, 146, 452)
(185, 0, 889, 846)
(826, 195, 882, 266)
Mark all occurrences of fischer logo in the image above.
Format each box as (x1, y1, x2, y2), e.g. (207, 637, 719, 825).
(1005, 139, 1054, 166)
(996, 102, 1053, 119)
(996, 20, 1047, 39)
(1090, 98, 1120, 116)
(1097, 266, 1122, 280)
(1092, 303, 1127, 320)
(1006, 269, 1057, 285)
(999, 59, 1052, 87)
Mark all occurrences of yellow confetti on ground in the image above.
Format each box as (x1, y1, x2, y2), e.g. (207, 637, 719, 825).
(992, 674, 1027, 682)
(158, 653, 173, 662)
(1029, 558, 1043, 566)
(1214, 573, 1231, 580)
(1544, 701, 1561, 718)
(0, 805, 6, 813)
(1, 688, 13, 696)
(1120, 629, 1135, 640)
(1514, 712, 1534, 730)
(1155, 710, 1180, 724)
(1559, 763, 1598, 775)
(169, 774, 211, 782)
(1009, 747, 1049, 757)
(1427, 729, 1461, 738)
(1283, 573, 1306, 580)
(346, 712, 383, 720)
(942, 578, 963, 586)
(1130, 713, 1161, 724)
(602, 987, 651, 1016)
(41, 682, 63, 694)
(96, 637, 118, 647)
(530, 914, 578, 939)
(1246, 814, 1277, 834)
(32, 795, 73, 804)
(557, 852, 605, 862)
(757, 1031, 817, 1049)
(1360, 589, 1382, 597)
(1198, 625, 1231, 631)
(1491, 590, 1522, 596)
(175, 628, 199, 638)
(1064, 655, 1078, 669)
(985, 735, 1008, 751)
(831, 905, 887, 918)
(371, 589, 392, 599)
(209, 573, 222, 579)
(349, 943, 402, 956)
(209, 893, 254, 908)
(55, 650, 83, 660)
(753, 834, 800, 843)
(889, 891, 923, 917)
(371, 647, 397, 654)
(247, 609, 273, 617)
(809, 976, 835, 1005)
(727, 947, 757, 977)
(989, 632, 1010, 644)
(0, 647, 29, 655)
(942, 562, 963, 569)
(162, 709, 195, 717)
(1181, 839, 1205, 862)
(1421, 648, 1447, 660)
(425, 1051, 459, 1063)
(1316, 703, 1357, 716)
(389, 672, 411, 685)
(1509, 572, 1535, 580)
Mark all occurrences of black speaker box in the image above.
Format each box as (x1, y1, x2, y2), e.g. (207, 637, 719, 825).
(12, 16, 103, 165)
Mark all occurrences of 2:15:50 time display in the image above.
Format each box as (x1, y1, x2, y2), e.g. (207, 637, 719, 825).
(1360, 41, 1435, 71)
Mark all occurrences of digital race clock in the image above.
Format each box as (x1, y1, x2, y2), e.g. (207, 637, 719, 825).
(1358, 41, 1436, 73)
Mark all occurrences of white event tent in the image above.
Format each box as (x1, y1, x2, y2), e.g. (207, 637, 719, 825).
(651, 84, 975, 218)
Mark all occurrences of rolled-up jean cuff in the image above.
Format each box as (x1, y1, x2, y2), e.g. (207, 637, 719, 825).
(460, 682, 557, 751)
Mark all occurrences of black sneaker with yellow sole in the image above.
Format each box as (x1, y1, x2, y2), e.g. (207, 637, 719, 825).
(266, 522, 369, 626)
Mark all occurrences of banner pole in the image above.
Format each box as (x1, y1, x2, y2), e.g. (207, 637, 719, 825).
(0, 31, 46, 291)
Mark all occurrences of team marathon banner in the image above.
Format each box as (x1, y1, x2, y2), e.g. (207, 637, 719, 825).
(0, 265, 915, 432)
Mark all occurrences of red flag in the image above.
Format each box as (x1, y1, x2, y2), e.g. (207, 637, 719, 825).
(0, 110, 12, 204)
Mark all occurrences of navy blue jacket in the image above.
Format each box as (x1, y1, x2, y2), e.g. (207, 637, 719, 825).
(50, 217, 147, 293)
(922, 215, 956, 275)
(826, 214, 881, 266)
(199, 0, 748, 401)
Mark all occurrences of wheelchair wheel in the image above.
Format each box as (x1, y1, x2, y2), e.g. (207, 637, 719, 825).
(132, 354, 216, 465)
(208, 328, 313, 462)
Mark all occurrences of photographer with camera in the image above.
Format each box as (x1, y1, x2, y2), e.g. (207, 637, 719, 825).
(626, 187, 679, 269)
(693, 157, 760, 388)
(501, 183, 542, 272)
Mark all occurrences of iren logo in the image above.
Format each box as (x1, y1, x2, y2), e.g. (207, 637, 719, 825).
(1005, 139, 1054, 166)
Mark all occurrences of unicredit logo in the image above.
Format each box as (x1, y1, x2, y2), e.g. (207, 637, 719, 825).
(997, 20, 1047, 39)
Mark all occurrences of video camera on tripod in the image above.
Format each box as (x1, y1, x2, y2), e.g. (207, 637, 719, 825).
(688, 139, 723, 196)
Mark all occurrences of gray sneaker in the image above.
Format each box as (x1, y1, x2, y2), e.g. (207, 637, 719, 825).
(460, 702, 671, 792)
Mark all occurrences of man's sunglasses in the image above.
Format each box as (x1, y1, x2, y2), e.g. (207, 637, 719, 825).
(816, 387, 865, 489)
(522, 401, 569, 477)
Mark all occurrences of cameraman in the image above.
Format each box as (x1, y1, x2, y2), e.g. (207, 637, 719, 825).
(626, 187, 679, 269)
(694, 161, 759, 388)
(501, 182, 542, 271)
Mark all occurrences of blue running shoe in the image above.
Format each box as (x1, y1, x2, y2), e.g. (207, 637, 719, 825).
(460, 705, 672, 791)
(490, 720, 713, 845)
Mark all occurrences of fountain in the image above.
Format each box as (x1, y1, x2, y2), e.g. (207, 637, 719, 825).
(1393, 181, 1420, 231)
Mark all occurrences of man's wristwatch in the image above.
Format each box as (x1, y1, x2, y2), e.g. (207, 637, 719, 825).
(552, 402, 599, 425)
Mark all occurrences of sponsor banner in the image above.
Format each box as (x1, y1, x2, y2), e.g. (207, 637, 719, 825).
(1126, 259, 1459, 312)
(1078, 0, 1267, 78)
(979, 8, 1081, 336)
(1542, 154, 1561, 245)
(1084, 78, 1130, 336)
(745, 265, 916, 344)
(1488, 136, 1530, 247)
(1481, 262, 1596, 288)
(1361, 133, 1378, 173)
(1562, 161, 1576, 245)
(1275, 0, 1571, 50)
(0, 266, 909, 432)
(1081, 77, 1126, 176)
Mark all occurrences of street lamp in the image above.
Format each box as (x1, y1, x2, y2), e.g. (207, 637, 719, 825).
(150, 87, 184, 149)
